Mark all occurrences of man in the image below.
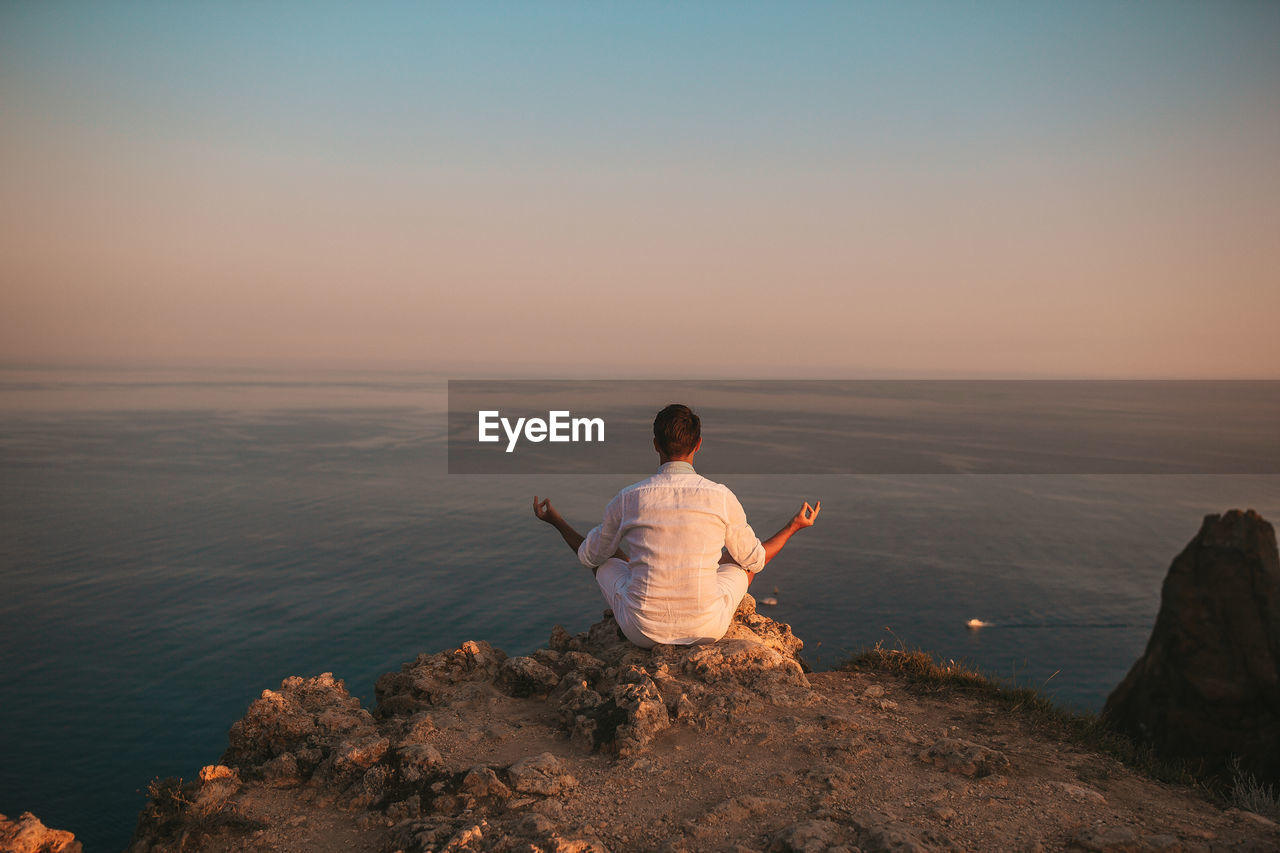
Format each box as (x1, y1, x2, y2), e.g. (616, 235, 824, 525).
(533, 403, 820, 648)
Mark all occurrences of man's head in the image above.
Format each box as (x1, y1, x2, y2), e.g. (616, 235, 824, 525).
(653, 403, 702, 460)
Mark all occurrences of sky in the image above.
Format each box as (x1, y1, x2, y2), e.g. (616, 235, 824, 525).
(1, 1, 1278, 377)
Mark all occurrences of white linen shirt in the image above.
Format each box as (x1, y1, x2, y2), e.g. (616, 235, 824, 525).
(577, 461, 767, 641)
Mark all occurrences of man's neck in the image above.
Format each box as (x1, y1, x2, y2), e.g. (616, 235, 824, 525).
(658, 459, 696, 473)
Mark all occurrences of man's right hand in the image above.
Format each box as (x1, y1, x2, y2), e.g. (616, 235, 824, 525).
(533, 496, 562, 525)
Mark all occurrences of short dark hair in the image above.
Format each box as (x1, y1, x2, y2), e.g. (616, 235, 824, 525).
(654, 404, 701, 457)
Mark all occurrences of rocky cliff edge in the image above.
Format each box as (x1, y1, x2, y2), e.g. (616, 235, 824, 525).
(110, 593, 1280, 853)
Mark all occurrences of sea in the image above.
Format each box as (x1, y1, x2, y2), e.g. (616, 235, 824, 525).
(2, 367, 1278, 852)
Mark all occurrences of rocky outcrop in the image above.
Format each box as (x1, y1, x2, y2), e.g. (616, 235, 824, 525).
(128, 595, 816, 852)
(124, 587, 1280, 852)
(0, 813, 80, 853)
(1104, 509, 1280, 782)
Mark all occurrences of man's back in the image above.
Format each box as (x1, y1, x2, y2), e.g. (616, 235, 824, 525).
(578, 461, 765, 645)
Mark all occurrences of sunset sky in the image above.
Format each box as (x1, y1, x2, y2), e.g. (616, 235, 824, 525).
(2, 2, 1277, 377)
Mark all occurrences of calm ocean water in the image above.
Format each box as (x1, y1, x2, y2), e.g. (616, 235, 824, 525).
(2, 368, 1278, 851)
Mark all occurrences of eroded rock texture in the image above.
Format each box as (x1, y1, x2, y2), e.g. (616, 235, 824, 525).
(128, 594, 815, 853)
(1104, 509, 1280, 781)
(0, 812, 81, 853)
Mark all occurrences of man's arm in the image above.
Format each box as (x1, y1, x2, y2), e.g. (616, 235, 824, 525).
(723, 501, 821, 584)
(759, 500, 821, 565)
(533, 496, 627, 562)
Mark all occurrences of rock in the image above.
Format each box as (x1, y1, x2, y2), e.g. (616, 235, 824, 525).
(586, 611, 627, 651)
(343, 763, 392, 810)
(197, 764, 234, 783)
(374, 640, 508, 716)
(849, 811, 958, 852)
(329, 736, 390, 777)
(386, 794, 421, 821)
(1068, 824, 1144, 852)
(496, 656, 562, 698)
(549, 624, 575, 652)
(1049, 781, 1106, 805)
(222, 673, 375, 771)
(805, 765, 855, 792)
(460, 766, 512, 801)
(531, 647, 564, 669)
(1103, 510, 1280, 782)
(261, 751, 301, 786)
(519, 813, 559, 836)
(190, 765, 241, 817)
(610, 671, 671, 756)
(704, 796, 783, 827)
(558, 651, 608, 685)
(558, 682, 607, 749)
(730, 596, 806, 662)
(398, 742, 446, 782)
(769, 819, 850, 853)
(918, 737, 1010, 778)
(0, 812, 81, 853)
(679, 638, 810, 695)
(508, 752, 578, 796)
(443, 822, 486, 850)
(398, 712, 439, 745)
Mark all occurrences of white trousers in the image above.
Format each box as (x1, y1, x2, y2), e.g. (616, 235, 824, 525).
(594, 557, 751, 648)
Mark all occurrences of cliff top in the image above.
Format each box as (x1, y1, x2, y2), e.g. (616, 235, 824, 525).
(108, 594, 1280, 853)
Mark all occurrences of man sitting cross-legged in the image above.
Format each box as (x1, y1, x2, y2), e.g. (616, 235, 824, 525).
(533, 403, 820, 649)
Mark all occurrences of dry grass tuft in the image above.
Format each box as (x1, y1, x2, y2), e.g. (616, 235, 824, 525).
(1230, 759, 1280, 822)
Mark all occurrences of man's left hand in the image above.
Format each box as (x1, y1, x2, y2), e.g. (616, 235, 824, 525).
(791, 500, 821, 529)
